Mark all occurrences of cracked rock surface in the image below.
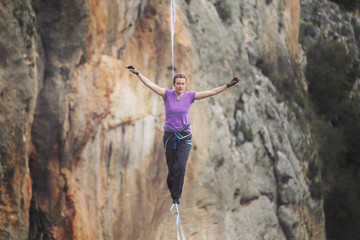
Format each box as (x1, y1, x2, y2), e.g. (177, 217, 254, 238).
(3, 0, 359, 239)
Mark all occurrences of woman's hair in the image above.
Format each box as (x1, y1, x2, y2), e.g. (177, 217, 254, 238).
(173, 73, 187, 84)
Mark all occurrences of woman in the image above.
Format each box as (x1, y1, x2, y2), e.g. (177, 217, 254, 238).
(125, 65, 240, 205)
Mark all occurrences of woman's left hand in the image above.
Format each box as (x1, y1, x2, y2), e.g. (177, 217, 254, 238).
(227, 75, 241, 88)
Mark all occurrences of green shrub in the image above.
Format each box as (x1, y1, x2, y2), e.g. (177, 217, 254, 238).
(317, 121, 346, 176)
(294, 93, 306, 109)
(305, 41, 360, 239)
(299, 21, 315, 44)
(309, 181, 324, 199)
(305, 42, 357, 120)
(308, 160, 320, 181)
(330, 0, 360, 11)
(340, 100, 360, 170)
(268, 70, 298, 101)
(324, 182, 360, 240)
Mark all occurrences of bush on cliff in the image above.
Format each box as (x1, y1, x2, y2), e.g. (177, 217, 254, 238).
(330, 0, 360, 11)
(305, 42, 356, 120)
(305, 41, 360, 240)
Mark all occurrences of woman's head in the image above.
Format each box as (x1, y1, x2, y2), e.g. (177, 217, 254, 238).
(173, 73, 187, 84)
(173, 73, 187, 93)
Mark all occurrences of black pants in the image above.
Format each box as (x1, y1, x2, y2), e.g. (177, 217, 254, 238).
(163, 131, 192, 200)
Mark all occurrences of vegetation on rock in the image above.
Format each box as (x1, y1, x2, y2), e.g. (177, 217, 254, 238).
(330, 0, 360, 11)
(305, 41, 360, 240)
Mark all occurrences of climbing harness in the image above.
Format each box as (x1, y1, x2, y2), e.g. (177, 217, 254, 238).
(164, 124, 192, 152)
(170, 203, 186, 240)
(170, 0, 176, 81)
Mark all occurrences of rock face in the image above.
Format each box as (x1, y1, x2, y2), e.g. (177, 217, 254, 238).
(0, 0, 38, 239)
(1, 0, 358, 239)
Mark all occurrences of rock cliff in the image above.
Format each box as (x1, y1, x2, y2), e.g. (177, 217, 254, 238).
(1, 0, 359, 239)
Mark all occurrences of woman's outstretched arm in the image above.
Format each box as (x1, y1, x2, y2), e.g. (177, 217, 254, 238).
(125, 65, 165, 98)
(194, 76, 241, 100)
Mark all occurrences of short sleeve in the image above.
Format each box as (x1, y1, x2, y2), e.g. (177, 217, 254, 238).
(189, 91, 196, 103)
(164, 89, 171, 101)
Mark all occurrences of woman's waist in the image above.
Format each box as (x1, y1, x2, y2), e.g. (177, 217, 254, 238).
(163, 123, 191, 134)
(163, 130, 192, 141)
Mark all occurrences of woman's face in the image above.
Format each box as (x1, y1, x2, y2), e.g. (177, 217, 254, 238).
(173, 78, 187, 93)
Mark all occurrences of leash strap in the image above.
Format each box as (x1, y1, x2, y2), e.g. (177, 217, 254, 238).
(170, 203, 186, 240)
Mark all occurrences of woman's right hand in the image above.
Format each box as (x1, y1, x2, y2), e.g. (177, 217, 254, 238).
(125, 65, 139, 75)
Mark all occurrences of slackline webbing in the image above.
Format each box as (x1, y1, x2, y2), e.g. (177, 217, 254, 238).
(170, 203, 186, 240)
(170, 0, 176, 82)
(169, 2, 186, 239)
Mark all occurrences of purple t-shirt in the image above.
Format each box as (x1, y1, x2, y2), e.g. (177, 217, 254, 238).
(164, 89, 196, 133)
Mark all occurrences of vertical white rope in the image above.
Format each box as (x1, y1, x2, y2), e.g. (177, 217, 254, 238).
(170, 0, 176, 83)
(169, 4, 186, 240)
